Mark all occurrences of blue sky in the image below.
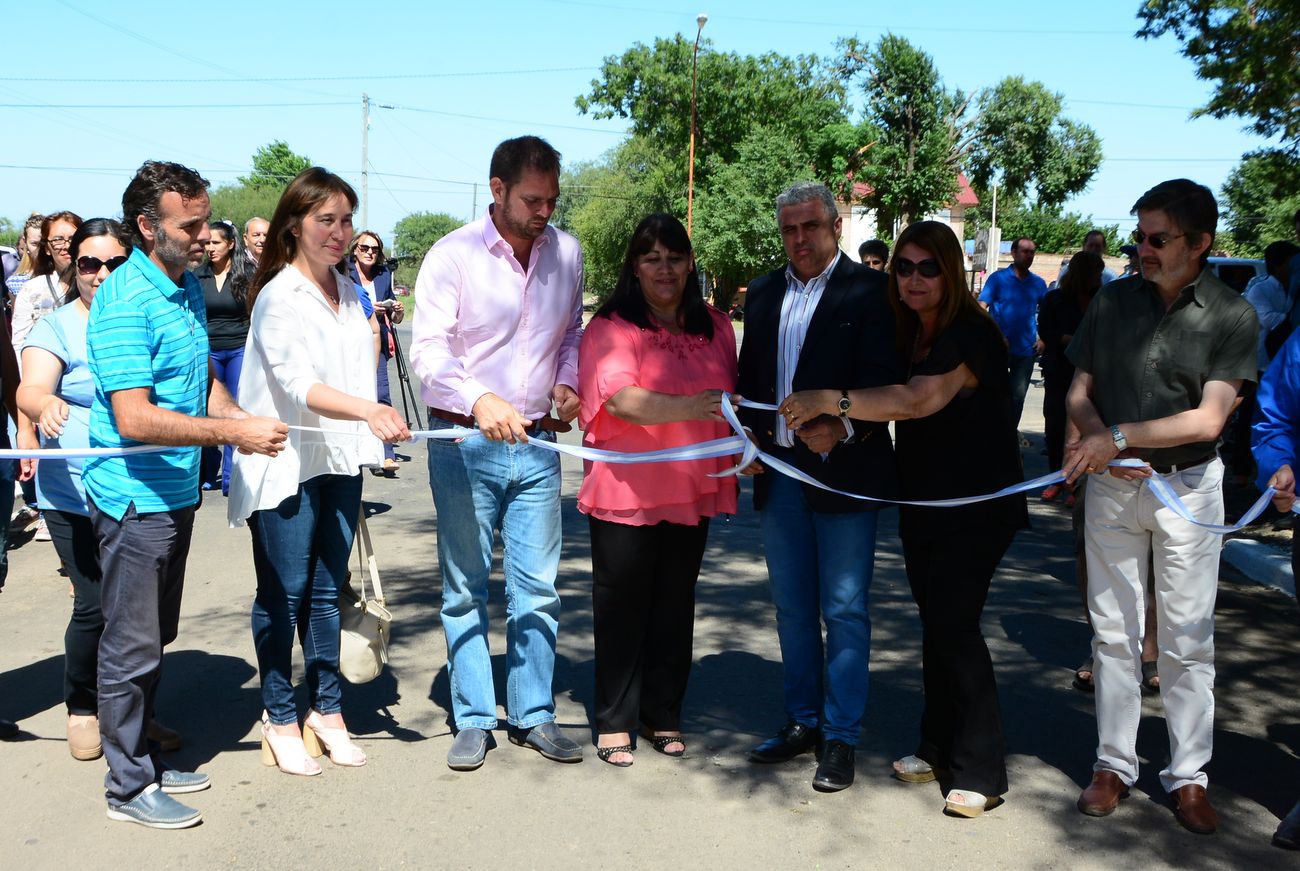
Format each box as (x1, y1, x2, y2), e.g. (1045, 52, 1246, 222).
(1, 0, 1274, 245)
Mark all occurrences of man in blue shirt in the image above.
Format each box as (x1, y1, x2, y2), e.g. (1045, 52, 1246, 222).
(980, 236, 1048, 433)
(85, 161, 287, 830)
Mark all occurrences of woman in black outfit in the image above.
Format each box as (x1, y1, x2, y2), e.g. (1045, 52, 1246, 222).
(1036, 251, 1103, 506)
(780, 220, 1027, 818)
(192, 221, 253, 494)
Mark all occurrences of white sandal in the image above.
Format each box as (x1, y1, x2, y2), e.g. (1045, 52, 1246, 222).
(260, 712, 322, 777)
(303, 710, 367, 767)
(944, 789, 1004, 818)
(893, 755, 938, 783)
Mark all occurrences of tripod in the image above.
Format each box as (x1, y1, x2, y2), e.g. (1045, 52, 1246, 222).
(389, 321, 424, 431)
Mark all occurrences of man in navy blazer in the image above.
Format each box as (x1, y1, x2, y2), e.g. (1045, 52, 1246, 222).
(736, 181, 900, 792)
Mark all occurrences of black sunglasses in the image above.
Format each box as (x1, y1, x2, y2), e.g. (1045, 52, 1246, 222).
(76, 255, 128, 276)
(1131, 229, 1186, 250)
(895, 257, 941, 278)
(354, 244, 380, 254)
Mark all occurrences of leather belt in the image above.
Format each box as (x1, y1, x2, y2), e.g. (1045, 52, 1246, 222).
(427, 407, 571, 434)
(1148, 452, 1216, 474)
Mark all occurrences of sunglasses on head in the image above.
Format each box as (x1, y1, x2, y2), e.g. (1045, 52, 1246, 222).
(76, 255, 128, 276)
(894, 257, 941, 278)
(1131, 229, 1186, 250)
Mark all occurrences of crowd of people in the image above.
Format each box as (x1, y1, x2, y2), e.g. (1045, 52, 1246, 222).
(0, 136, 1297, 850)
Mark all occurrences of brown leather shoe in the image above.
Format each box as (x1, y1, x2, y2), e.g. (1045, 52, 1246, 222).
(147, 719, 182, 752)
(1172, 784, 1218, 834)
(1077, 770, 1129, 816)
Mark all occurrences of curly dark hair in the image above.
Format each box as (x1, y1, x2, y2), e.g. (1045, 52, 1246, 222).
(121, 160, 210, 246)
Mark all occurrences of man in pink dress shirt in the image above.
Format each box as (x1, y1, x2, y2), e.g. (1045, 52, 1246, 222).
(411, 136, 585, 771)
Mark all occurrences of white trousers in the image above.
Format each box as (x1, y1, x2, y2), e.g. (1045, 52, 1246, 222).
(1083, 458, 1222, 793)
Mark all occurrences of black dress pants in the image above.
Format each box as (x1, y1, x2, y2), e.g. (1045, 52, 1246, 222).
(1042, 367, 1070, 474)
(589, 515, 709, 734)
(43, 509, 104, 715)
(901, 522, 1016, 796)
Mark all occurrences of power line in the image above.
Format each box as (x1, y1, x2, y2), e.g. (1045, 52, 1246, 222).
(0, 101, 350, 110)
(0, 66, 597, 85)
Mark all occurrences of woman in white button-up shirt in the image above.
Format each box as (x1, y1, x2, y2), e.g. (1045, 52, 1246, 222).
(229, 167, 409, 777)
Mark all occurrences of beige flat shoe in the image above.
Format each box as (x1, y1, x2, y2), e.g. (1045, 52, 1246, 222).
(943, 789, 1004, 818)
(67, 714, 103, 761)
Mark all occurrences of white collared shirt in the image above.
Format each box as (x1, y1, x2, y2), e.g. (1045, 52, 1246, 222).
(775, 250, 846, 447)
(227, 264, 382, 526)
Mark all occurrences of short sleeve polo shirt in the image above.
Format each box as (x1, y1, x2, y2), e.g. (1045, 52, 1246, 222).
(1066, 269, 1259, 468)
(83, 248, 210, 520)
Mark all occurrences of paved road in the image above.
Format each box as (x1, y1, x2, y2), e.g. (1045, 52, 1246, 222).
(1, 364, 1298, 870)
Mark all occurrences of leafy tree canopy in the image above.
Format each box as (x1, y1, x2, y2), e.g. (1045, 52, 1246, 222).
(1220, 148, 1300, 255)
(1138, 0, 1300, 147)
(391, 211, 464, 286)
(238, 140, 312, 189)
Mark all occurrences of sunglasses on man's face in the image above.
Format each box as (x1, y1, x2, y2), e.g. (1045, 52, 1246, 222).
(1131, 229, 1186, 250)
(76, 255, 128, 276)
(894, 257, 941, 278)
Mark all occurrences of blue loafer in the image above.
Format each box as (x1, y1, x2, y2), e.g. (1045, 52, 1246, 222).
(106, 785, 201, 829)
(509, 721, 583, 763)
(160, 768, 211, 794)
(447, 727, 490, 771)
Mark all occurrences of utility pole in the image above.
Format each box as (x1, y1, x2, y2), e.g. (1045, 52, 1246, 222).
(471, 182, 478, 219)
(361, 92, 370, 229)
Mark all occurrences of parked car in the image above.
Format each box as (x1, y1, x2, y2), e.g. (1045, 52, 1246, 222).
(1208, 256, 1265, 293)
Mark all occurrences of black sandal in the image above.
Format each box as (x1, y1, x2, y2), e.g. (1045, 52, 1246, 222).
(1140, 660, 1159, 696)
(1072, 656, 1095, 693)
(639, 727, 686, 757)
(596, 744, 634, 767)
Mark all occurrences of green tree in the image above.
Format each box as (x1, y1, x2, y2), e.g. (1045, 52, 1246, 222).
(208, 185, 283, 236)
(839, 35, 970, 229)
(562, 138, 679, 299)
(391, 211, 464, 286)
(1221, 148, 1300, 255)
(1137, 0, 1300, 146)
(693, 127, 815, 307)
(967, 76, 1103, 209)
(239, 140, 313, 189)
(0, 216, 17, 249)
(577, 35, 849, 206)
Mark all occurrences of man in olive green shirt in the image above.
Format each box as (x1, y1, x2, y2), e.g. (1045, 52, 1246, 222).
(1063, 179, 1257, 835)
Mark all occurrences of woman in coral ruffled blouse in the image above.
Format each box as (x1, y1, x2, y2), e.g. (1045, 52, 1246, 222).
(577, 213, 738, 767)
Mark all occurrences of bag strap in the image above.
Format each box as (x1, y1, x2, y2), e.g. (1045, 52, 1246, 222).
(355, 511, 385, 604)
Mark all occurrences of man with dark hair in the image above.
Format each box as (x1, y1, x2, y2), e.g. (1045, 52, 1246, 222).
(1057, 230, 1119, 286)
(411, 135, 584, 771)
(736, 181, 899, 792)
(979, 236, 1047, 434)
(857, 238, 889, 271)
(243, 216, 268, 264)
(1065, 178, 1258, 834)
(85, 160, 287, 828)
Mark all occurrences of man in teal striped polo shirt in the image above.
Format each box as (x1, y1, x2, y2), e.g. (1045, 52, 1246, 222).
(84, 161, 287, 830)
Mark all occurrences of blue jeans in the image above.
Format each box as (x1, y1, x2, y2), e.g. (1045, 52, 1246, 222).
(204, 346, 245, 494)
(249, 473, 362, 726)
(1007, 354, 1035, 431)
(426, 421, 561, 731)
(760, 471, 879, 745)
(377, 353, 395, 462)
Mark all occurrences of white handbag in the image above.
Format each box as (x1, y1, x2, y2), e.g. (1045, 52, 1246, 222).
(339, 512, 392, 684)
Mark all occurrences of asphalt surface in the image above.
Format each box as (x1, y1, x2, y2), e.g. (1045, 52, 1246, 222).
(2, 351, 1299, 870)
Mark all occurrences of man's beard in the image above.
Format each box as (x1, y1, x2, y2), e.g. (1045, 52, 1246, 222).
(153, 224, 193, 271)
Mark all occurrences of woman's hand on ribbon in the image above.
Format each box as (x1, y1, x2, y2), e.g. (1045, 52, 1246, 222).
(779, 390, 837, 429)
(366, 403, 412, 444)
(1267, 463, 1296, 513)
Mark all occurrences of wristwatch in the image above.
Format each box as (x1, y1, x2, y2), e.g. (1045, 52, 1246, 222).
(838, 390, 851, 418)
(1110, 424, 1127, 452)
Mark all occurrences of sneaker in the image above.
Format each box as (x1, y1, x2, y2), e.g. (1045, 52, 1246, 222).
(106, 784, 202, 829)
(33, 515, 51, 542)
(9, 507, 38, 534)
(159, 768, 210, 794)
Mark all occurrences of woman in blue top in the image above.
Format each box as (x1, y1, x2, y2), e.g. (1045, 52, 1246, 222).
(16, 219, 180, 762)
